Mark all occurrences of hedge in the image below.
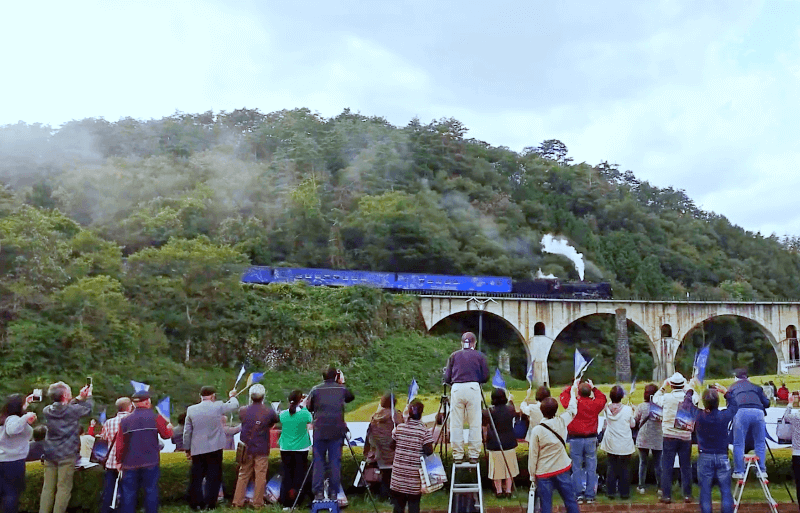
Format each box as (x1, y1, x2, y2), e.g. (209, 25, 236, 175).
(18, 447, 797, 512)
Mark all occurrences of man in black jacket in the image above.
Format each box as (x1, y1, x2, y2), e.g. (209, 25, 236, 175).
(727, 368, 771, 479)
(307, 366, 355, 501)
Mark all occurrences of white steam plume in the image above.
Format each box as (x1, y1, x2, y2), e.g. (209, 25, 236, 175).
(541, 234, 585, 281)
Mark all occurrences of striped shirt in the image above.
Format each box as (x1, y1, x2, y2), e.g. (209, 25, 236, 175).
(100, 411, 131, 470)
(390, 419, 433, 495)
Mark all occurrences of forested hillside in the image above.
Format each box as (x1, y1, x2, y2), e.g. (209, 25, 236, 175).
(2, 108, 798, 399)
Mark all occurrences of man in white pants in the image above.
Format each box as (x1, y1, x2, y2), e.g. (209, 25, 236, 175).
(443, 332, 489, 463)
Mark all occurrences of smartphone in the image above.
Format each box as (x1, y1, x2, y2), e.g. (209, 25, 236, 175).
(32, 388, 43, 402)
(86, 376, 92, 387)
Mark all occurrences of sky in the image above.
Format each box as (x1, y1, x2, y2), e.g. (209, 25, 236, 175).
(3, 0, 800, 236)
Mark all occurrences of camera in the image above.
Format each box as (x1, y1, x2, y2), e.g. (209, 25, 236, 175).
(86, 376, 92, 387)
(32, 389, 43, 402)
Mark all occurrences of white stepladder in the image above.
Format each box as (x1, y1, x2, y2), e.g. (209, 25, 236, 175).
(448, 461, 484, 513)
(733, 454, 778, 513)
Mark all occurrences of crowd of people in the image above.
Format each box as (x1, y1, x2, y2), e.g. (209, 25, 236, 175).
(1, 334, 798, 513)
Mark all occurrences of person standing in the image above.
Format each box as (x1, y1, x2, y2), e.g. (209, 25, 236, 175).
(558, 378, 606, 504)
(363, 393, 404, 501)
(443, 332, 489, 463)
(483, 388, 519, 498)
(633, 383, 663, 495)
(389, 400, 434, 513)
(232, 384, 279, 508)
(727, 368, 770, 479)
(117, 391, 173, 513)
(171, 413, 186, 452)
(695, 385, 737, 513)
(184, 386, 239, 511)
(529, 379, 580, 513)
(0, 393, 36, 513)
(278, 390, 313, 508)
(307, 367, 355, 501)
(652, 372, 698, 504)
(783, 392, 800, 506)
(99, 397, 132, 513)
(40, 381, 94, 513)
(599, 386, 635, 500)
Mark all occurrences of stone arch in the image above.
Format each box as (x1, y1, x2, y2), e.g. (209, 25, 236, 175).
(675, 314, 782, 376)
(547, 313, 659, 383)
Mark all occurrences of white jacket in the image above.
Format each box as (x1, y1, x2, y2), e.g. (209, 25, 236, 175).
(599, 403, 635, 455)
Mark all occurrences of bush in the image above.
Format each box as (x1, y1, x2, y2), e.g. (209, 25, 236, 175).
(19, 446, 796, 512)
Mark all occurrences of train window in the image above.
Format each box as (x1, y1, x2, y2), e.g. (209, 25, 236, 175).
(534, 322, 546, 336)
(661, 324, 672, 338)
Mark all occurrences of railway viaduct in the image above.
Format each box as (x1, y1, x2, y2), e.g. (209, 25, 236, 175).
(418, 296, 800, 384)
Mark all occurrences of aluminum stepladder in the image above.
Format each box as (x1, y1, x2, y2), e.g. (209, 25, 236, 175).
(733, 454, 777, 513)
(448, 461, 484, 513)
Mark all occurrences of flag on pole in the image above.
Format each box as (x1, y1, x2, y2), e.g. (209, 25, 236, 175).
(526, 362, 534, 384)
(629, 377, 637, 396)
(99, 409, 107, 425)
(246, 372, 265, 387)
(130, 380, 150, 393)
(156, 397, 171, 419)
(492, 368, 506, 389)
(694, 346, 711, 383)
(574, 350, 589, 379)
(407, 378, 419, 404)
(234, 365, 247, 388)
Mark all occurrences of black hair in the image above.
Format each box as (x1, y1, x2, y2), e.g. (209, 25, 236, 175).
(323, 367, 338, 381)
(491, 388, 508, 406)
(199, 386, 216, 397)
(540, 397, 558, 419)
(177, 412, 187, 425)
(643, 383, 658, 402)
(702, 389, 719, 411)
(33, 425, 47, 441)
(609, 385, 625, 404)
(535, 386, 551, 402)
(408, 400, 424, 420)
(0, 394, 25, 426)
(289, 389, 304, 415)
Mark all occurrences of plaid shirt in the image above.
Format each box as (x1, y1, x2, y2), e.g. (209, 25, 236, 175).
(100, 411, 131, 470)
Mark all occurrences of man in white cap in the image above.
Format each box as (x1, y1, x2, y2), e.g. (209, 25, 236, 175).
(231, 384, 278, 508)
(652, 372, 698, 504)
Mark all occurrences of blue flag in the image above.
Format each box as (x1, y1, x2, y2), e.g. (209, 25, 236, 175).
(246, 372, 264, 387)
(695, 346, 710, 383)
(99, 409, 107, 425)
(407, 378, 419, 403)
(156, 396, 171, 419)
(492, 368, 506, 389)
(130, 380, 150, 393)
(526, 362, 534, 384)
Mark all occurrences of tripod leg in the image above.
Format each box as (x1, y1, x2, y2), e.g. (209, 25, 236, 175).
(345, 433, 380, 513)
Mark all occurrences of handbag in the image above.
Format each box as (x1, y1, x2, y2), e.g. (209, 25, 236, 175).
(778, 410, 793, 445)
(90, 431, 119, 467)
(513, 416, 529, 440)
(674, 392, 698, 432)
(235, 441, 248, 465)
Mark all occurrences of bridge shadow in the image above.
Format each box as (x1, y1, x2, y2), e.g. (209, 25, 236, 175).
(548, 314, 655, 386)
(429, 311, 529, 381)
(674, 315, 778, 379)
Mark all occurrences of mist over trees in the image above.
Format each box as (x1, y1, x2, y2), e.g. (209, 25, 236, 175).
(2, 107, 799, 396)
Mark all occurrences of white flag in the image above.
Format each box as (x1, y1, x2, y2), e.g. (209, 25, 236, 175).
(574, 350, 588, 379)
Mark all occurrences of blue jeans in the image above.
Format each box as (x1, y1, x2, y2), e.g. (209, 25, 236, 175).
(661, 437, 693, 500)
(697, 453, 733, 513)
(312, 437, 343, 496)
(100, 469, 119, 513)
(536, 470, 580, 513)
(121, 465, 160, 513)
(733, 408, 766, 475)
(568, 437, 597, 499)
(0, 459, 25, 513)
(638, 448, 661, 488)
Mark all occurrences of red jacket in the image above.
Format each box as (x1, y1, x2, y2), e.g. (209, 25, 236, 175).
(559, 385, 606, 437)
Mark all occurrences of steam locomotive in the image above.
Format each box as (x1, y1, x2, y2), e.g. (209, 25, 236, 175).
(241, 266, 613, 299)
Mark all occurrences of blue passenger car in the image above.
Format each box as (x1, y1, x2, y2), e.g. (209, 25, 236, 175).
(393, 272, 512, 293)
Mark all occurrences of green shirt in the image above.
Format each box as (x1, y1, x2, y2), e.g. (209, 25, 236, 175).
(279, 408, 313, 451)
